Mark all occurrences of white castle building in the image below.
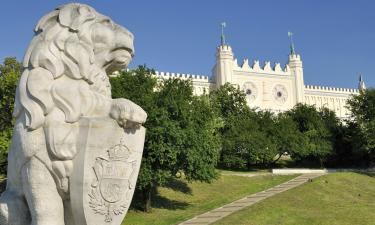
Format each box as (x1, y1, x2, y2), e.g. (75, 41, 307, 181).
(152, 31, 366, 119)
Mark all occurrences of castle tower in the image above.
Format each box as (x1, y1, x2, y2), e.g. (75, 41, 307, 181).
(358, 75, 366, 91)
(289, 54, 304, 103)
(287, 32, 305, 103)
(213, 22, 234, 88)
(213, 44, 234, 87)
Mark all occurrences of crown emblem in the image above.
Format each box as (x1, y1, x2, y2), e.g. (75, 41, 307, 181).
(107, 139, 131, 160)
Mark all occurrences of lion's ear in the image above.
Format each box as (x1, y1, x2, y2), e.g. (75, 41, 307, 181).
(34, 10, 59, 34)
(58, 4, 95, 31)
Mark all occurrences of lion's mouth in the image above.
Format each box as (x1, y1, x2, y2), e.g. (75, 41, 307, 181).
(112, 47, 134, 63)
(104, 47, 133, 73)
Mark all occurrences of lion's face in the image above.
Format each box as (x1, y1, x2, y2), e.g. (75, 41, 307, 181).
(90, 14, 134, 74)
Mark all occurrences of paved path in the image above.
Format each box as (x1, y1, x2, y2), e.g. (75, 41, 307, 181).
(221, 172, 269, 178)
(178, 173, 324, 225)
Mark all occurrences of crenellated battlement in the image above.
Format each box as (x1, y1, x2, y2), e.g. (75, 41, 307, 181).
(305, 85, 359, 94)
(154, 71, 210, 82)
(289, 54, 301, 61)
(111, 69, 211, 83)
(234, 58, 291, 75)
(217, 44, 232, 52)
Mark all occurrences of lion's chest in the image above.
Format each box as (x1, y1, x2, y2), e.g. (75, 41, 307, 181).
(90, 73, 111, 97)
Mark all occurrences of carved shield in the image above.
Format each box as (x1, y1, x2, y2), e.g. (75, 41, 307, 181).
(70, 118, 145, 225)
(98, 160, 129, 203)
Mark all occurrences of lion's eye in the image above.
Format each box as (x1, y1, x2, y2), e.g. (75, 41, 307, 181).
(91, 22, 115, 49)
(101, 18, 114, 29)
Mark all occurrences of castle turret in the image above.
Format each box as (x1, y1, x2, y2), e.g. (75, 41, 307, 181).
(288, 53, 305, 104)
(287, 32, 305, 103)
(358, 75, 366, 91)
(213, 45, 234, 87)
(213, 22, 234, 88)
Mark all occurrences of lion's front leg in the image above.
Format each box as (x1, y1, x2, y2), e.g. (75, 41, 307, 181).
(80, 83, 147, 128)
(21, 158, 64, 225)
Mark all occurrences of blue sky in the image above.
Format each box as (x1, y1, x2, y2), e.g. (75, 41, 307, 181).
(0, 0, 374, 88)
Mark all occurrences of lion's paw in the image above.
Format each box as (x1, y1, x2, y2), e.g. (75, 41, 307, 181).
(110, 98, 147, 128)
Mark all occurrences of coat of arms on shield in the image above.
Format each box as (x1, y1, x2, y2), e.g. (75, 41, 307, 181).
(89, 140, 137, 223)
(70, 118, 145, 225)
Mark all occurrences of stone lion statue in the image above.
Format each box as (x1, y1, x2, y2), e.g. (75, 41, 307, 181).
(0, 3, 147, 225)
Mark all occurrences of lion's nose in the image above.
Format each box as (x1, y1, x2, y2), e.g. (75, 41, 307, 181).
(115, 25, 135, 56)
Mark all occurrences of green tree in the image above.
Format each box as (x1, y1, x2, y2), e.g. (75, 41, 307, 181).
(219, 109, 280, 169)
(210, 84, 279, 169)
(110, 66, 220, 212)
(181, 95, 221, 181)
(272, 113, 307, 164)
(210, 83, 243, 156)
(0, 57, 22, 130)
(209, 83, 249, 169)
(0, 57, 22, 174)
(286, 104, 334, 167)
(326, 121, 369, 167)
(209, 83, 248, 119)
(250, 111, 278, 167)
(347, 89, 375, 164)
(219, 109, 257, 169)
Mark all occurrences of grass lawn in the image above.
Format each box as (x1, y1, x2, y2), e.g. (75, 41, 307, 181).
(214, 172, 375, 225)
(122, 174, 296, 225)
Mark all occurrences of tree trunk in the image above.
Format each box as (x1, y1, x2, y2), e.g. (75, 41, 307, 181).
(142, 184, 153, 212)
(319, 158, 323, 168)
(272, 153, 283, 164)
(247, 159, 252, 171)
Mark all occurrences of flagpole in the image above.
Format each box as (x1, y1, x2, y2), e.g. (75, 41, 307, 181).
(221, 22, 226, 45)
(288, 31, 296, 55)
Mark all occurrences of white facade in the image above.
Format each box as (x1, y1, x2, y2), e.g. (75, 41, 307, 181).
(154, 44, 361, 118)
